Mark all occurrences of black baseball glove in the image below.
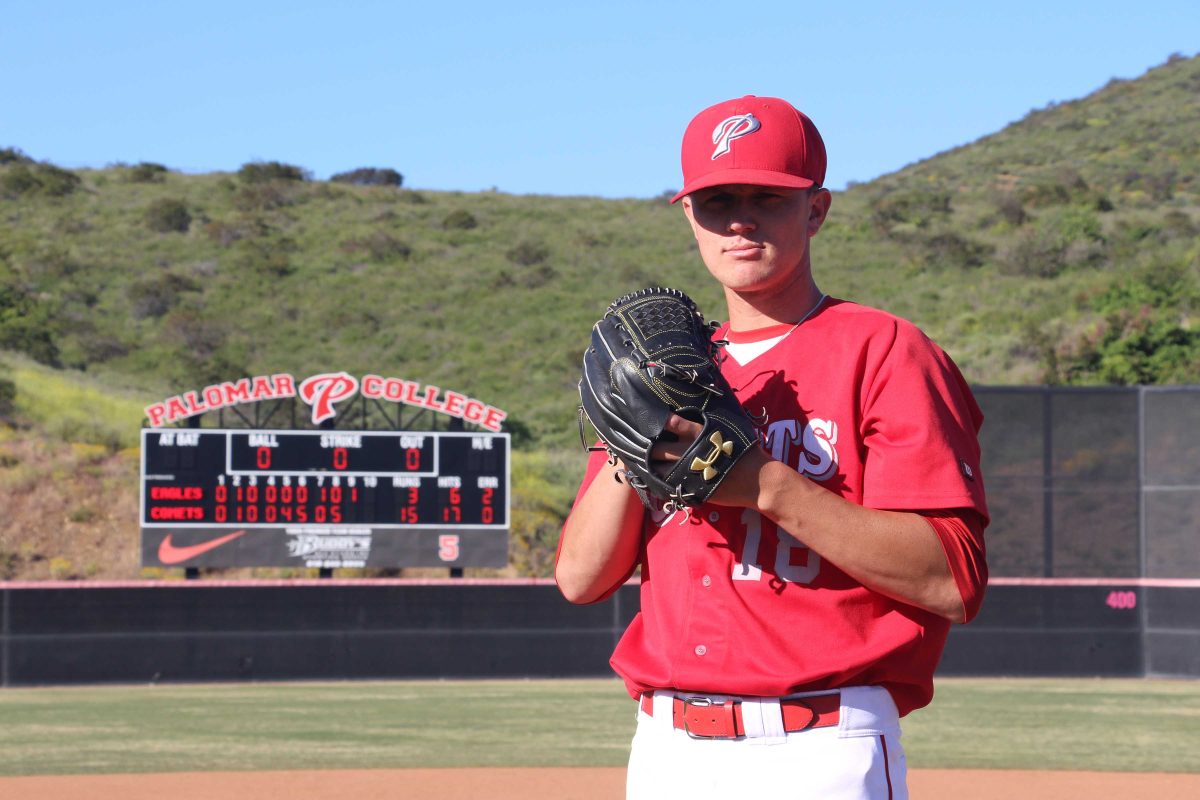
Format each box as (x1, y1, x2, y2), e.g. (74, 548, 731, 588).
(578, 287, 761, 512)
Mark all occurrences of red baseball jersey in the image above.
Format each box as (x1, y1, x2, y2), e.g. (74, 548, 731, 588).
(567, 297, 988, 716)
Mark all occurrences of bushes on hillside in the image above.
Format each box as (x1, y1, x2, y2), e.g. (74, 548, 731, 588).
(870, 188, 952, 232)
(0, 282, 60, 366)
(128, 273, 199, 319)
(0, 147, 33, 165)
(922, 231, 991, 269)
(0, 162, 81, 198)
(227, 236, 297, 277)
(339, 232, 412, 262)
(330, 167, 403, 187)
(1056, 263, 1200, 384)
(238, 161, 310, 183)
(233, 183, 297, 211)
(505, 240, 549, 266)
(0, 373, 15, 417)
(443, 209, 478, 230)
(998, 206, 1106, 277)
(126, 162, 169, 183)
(144, 198, 192, 233)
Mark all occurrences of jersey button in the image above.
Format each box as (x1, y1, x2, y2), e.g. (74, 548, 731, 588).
(708, 512, 720, 523)
(694, 645, 707, 656)
(701, 575, 712, 587)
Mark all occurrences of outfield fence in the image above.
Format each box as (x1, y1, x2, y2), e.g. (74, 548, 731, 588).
(976, 385, 1200, 579)
(0, 386, 1197, 686)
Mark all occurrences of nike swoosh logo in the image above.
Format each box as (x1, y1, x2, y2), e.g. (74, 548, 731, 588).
(157, 530, 247, 564)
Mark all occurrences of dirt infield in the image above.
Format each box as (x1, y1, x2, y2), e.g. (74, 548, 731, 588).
(1, 767, 1198, 799)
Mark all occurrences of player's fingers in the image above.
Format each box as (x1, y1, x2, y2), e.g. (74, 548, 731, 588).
(650, 415, 703, 473)
(663, 414, 703, 439)
(650, 440, 688, 464)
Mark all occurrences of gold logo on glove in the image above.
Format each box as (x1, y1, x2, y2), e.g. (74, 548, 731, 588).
(690, 432, 734, 481)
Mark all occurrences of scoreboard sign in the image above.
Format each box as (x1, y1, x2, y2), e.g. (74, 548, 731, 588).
(140, 428, 510, 569)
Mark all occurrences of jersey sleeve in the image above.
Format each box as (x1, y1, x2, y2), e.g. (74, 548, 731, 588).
(922, 509, 988, 623)
(860, 321, 989, 522)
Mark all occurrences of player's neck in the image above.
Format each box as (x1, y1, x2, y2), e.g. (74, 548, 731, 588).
(724, 278, 824, 332)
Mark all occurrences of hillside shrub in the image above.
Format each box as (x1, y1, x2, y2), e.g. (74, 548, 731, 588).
(0, 147, 32, 165)
(229, 237, 296, 277)
(508, 450, 582, 577)
(233, 183, 293, 211)
(443, 209, 478, 230)
(505, 240, 549, 266)
(127, 162, 168, 183)
(998, 206, 1105, 277)
(238, 161, 309, 183)
(520, 264, 557, 288)
(203, 219, 250, 247)
(998, 226, 1068, 278)
(127, 273, 198, 319)
(991, 193, 1028, 226)
(0, 283, 60, 365)
(0, 375, 14, 416)
(1050, 260, 1200, 384)
(0, 162, 81, 197)
(1021, 167, 1090, 208)
(339, 232, 412, 262)
(144, 198, 192, 233)
(870, 188, 952, 231)
(161, 309, 247, 384)
(330, 167, 403, 187)
(1162, 211, 1198, 239)
(922, 231, 991, 269)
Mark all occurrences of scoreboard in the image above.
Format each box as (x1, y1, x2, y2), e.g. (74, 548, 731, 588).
(140, 429, 510, 569)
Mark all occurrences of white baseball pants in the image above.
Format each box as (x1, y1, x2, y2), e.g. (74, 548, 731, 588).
(626, 686, 907, 800)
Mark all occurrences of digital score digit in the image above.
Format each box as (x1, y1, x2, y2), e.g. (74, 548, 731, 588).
(140, 429, 509, 530)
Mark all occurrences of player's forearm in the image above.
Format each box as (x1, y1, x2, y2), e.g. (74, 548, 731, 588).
(555, 463, 645, 604)
(730, 451, 965, 621)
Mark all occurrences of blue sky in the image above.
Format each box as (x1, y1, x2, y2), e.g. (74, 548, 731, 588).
(2, 1, 1196, 198)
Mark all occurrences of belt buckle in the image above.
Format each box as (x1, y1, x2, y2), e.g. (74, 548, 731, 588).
(681, 695, 738, 740)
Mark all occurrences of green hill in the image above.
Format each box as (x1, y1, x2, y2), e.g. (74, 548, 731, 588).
(1, 53, 1197, 580)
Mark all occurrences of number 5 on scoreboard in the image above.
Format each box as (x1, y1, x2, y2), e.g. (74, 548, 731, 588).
(438, 534, 460, 562)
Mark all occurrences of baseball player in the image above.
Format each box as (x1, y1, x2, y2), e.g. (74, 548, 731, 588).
(556, 96, 988, 799)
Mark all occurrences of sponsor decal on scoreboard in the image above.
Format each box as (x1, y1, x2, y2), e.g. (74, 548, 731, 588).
(144, 371, 508, 431)
(285, 527, 373, 568)
(140, 527, 509, 568)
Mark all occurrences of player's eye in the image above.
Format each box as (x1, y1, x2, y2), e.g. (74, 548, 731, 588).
(700, 193, 733, 210)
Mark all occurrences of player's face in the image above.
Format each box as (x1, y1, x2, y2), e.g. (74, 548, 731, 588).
(682, 184, 830, 299)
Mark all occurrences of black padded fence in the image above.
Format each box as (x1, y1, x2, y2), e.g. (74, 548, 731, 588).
(1, 580, 1197, 687)
(976, 386, 1200, 579)
(0, 581, 638, 687)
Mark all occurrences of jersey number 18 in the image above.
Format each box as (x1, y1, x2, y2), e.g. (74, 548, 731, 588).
(732, 509, 820, 584)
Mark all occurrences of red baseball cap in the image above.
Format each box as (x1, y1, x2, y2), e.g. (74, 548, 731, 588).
(670, 95, 827, 203)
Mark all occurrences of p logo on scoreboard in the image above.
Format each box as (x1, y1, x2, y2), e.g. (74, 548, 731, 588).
(299, 372, 359, 424)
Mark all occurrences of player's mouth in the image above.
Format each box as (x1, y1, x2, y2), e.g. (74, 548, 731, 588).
(724, 241, 764, 259)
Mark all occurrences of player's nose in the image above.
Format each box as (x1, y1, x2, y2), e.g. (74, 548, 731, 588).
(726, 197, 758, 233)
(729, 216, 757, 234)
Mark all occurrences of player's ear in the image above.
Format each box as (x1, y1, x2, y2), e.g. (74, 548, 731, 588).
(807, 188, 832, 236)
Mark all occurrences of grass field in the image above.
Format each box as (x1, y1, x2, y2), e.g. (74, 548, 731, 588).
(1, 677, 1197, 777)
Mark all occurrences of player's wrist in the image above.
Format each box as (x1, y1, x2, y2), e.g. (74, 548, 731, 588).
(710, 445, 773, 509)
(744, 451, 821, 517)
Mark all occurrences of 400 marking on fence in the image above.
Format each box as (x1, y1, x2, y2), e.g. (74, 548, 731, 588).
(1105, 590, 1138, 610)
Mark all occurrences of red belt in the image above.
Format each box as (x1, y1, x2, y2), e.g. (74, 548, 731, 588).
(640, 692, 841, 739)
